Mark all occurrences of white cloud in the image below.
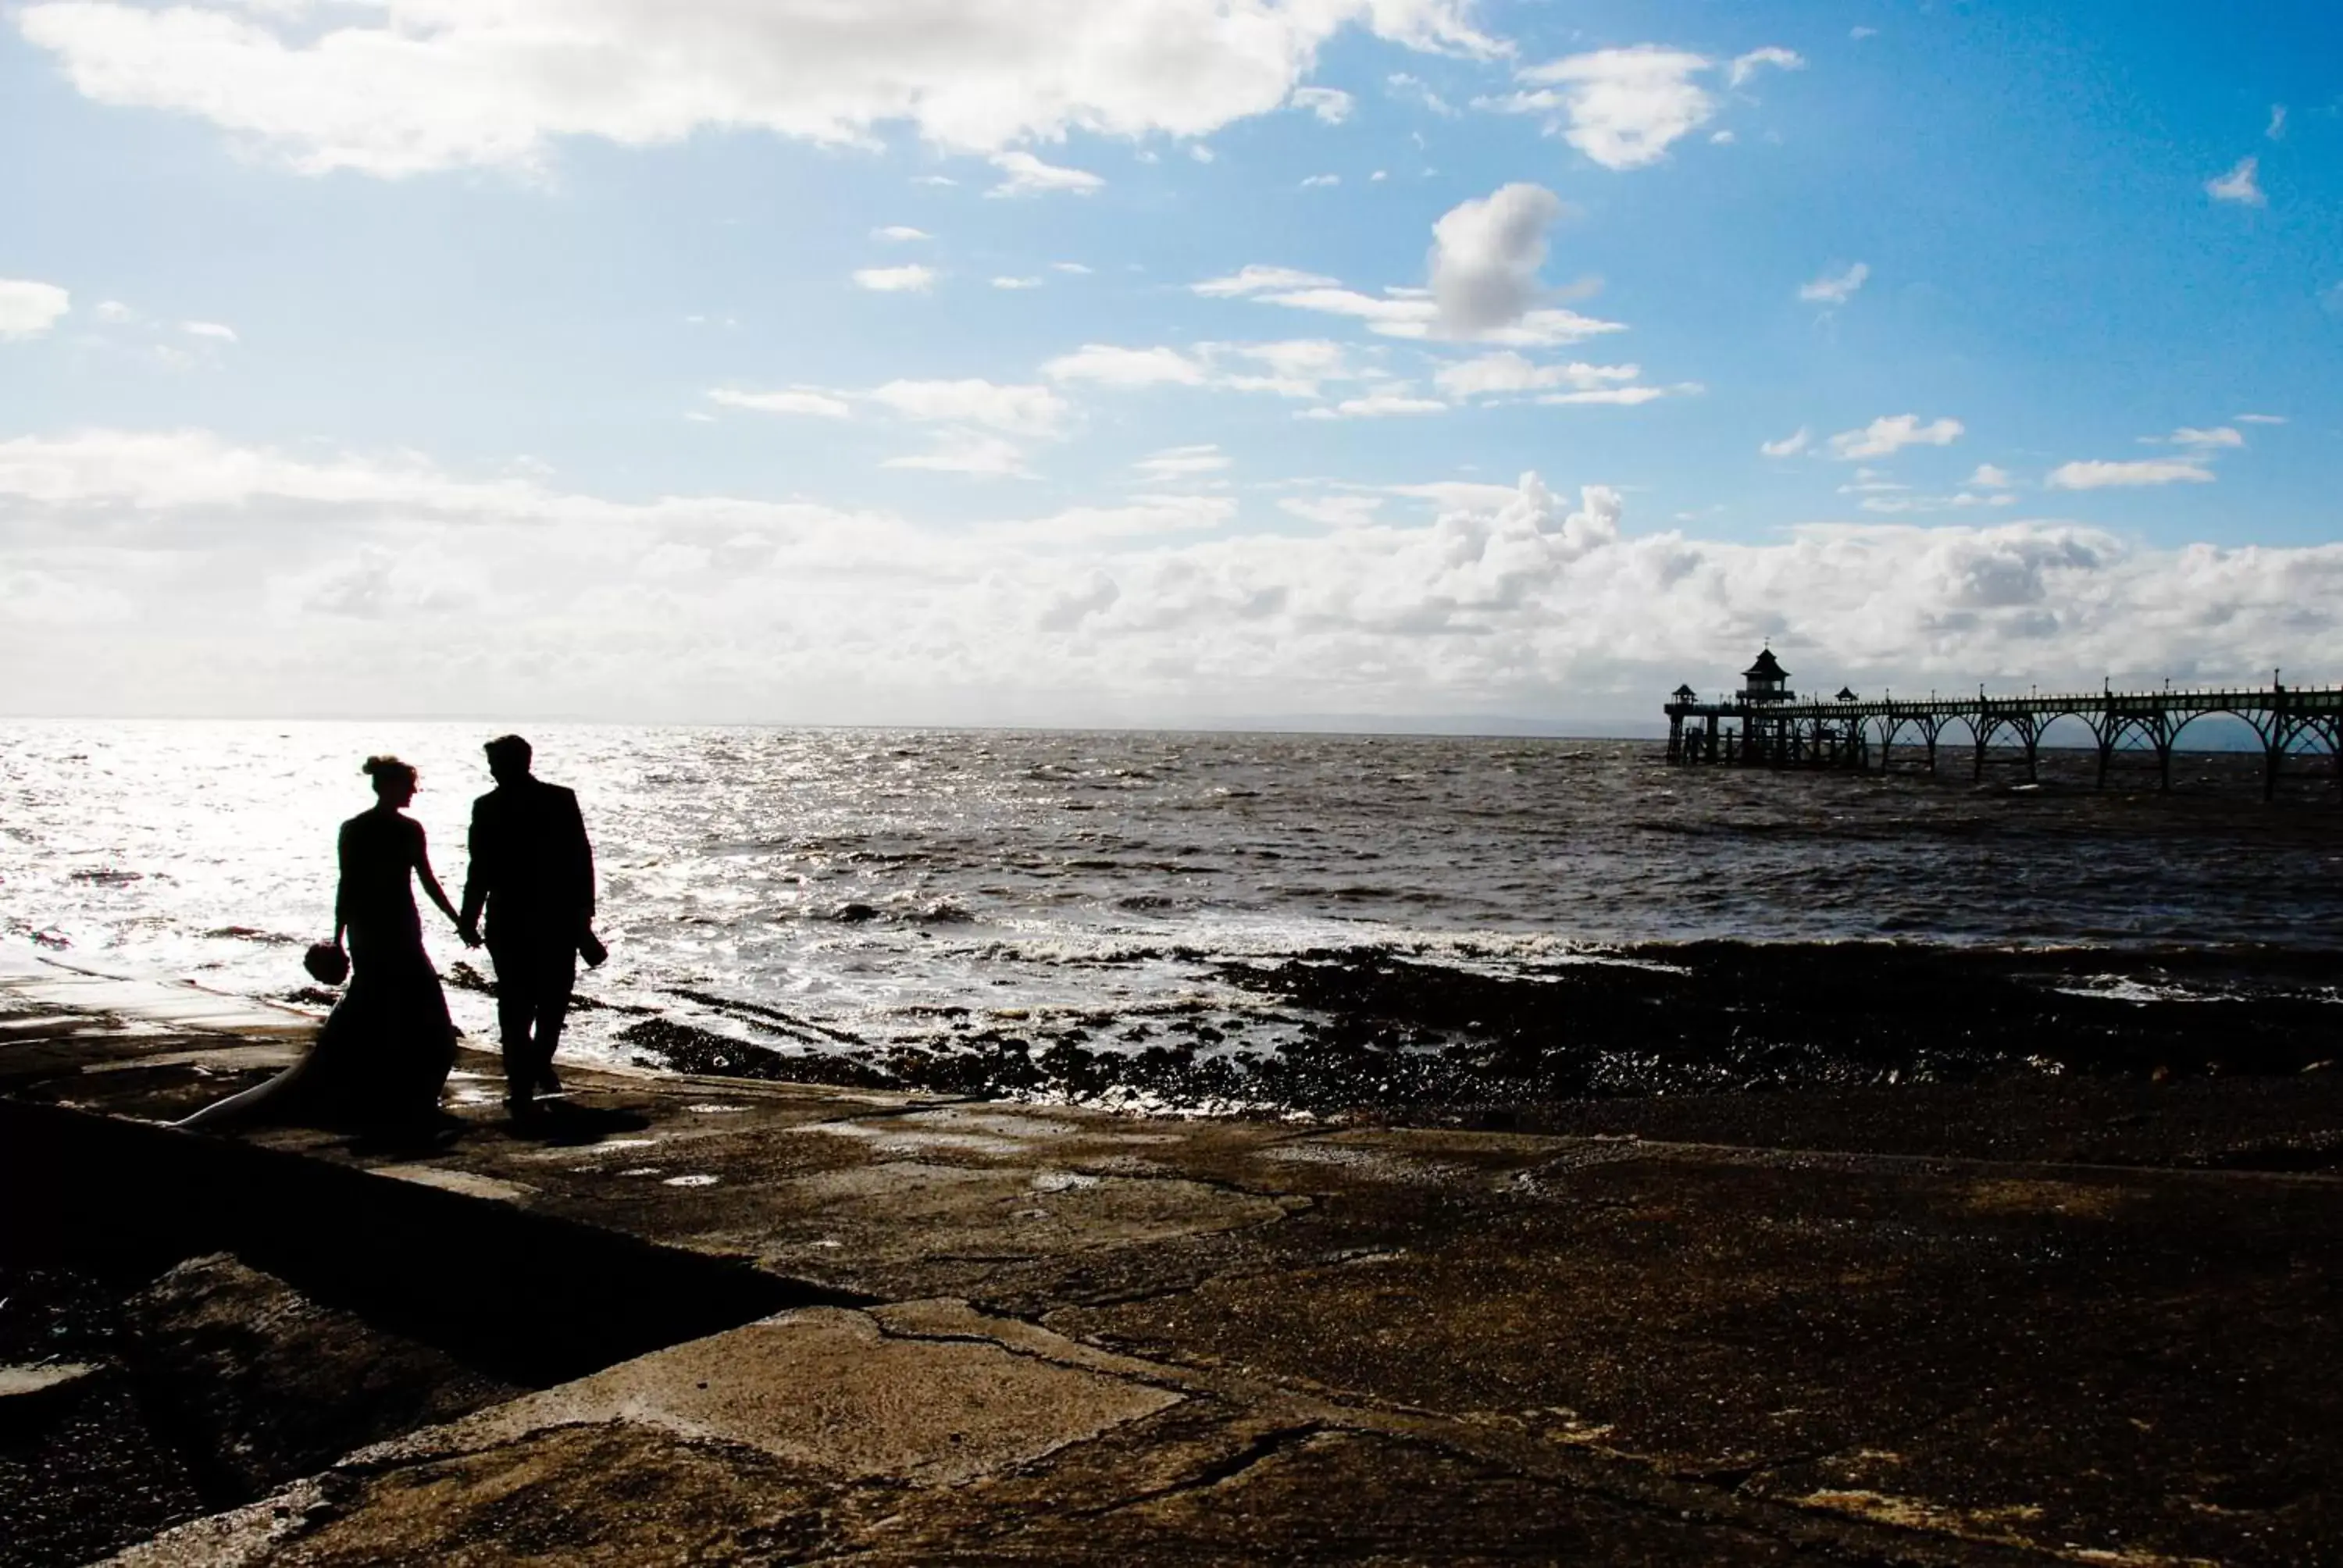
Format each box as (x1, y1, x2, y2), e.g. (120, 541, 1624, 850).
(1192, 265, 1343, 297)
(1486, 43, 1793, 170)
(2267, 104, 2287, 140)
(884, 430, 1033, 478)
(1291, 86, 1354, 124)
(1798, 262, 1868, 305)
(1279, 494, 1385, 527)
(1188, 143, 1216, 163)
(1042, 344, 1208, 387)
(93, 299, 135, 323)
(1300, 173, 1341, 188)
(1385, 71, 1458, 117)
(1726, 46, 1804, 88)
(708, 387, 853, 419)
(1538, 385, 1673, 406)
(851, 264, 939, 292)
(17, 429, 2342, 724)
(868, 379, 1066, 436)
(2234, 413, 2286, 426)
(2046, 459, 2215, 490)
(1967, 464, 2013, 489)
(19, 0, 1497, 177)
(182, 320, 239, 342)
(1133, 444, 1229, 480)
(1760, 427, 1810, 458)
(991, 276, 1043, 290)
(987, 150, 1104, 198)
(1050, 262, 1092, 276)
(0, 279, 71, 340)
(1206, 337, 1356, 397)
(872, 225, 931, 241)
(2159, 425, 2244, 451)
(2207, 156, 2265, 207)
(1249, 282, 1624, 345)
(1429, 181, 1564, 337)
(1828, 415, 1964, 461)
(1298, 393, 1446, 419)
(1433, 351, 1638, 397)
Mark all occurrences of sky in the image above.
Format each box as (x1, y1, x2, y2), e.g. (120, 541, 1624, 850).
(2, 0, 2339, 728)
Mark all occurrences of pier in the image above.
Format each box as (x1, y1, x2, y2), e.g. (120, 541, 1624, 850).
(1665, 649, 2343, 797)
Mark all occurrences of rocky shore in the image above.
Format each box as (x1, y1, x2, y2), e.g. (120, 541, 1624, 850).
(4, 950, 2341, 1565)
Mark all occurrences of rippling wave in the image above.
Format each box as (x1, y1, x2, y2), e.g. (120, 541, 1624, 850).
(4, 720, 2338, 1089)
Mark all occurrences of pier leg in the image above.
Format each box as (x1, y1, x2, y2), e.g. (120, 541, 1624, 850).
(2265, 738, 2282, 802)
(2157, 740, 2172, 793)
(1667, 715, 1682, 764)
(1973, 735, 1987, 784)
(2024, 725, 2039, 784)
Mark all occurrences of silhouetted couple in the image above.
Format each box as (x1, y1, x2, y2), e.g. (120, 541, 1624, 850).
(182, 734, 598, 1135)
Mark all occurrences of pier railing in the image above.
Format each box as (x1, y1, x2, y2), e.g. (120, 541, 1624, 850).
(1662, 680, 2343, 797)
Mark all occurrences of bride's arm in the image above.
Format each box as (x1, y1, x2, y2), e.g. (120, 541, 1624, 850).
(413, 822, 463, 926)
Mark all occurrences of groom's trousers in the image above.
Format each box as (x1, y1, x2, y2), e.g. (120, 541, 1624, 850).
(489, 933, 577, 1099)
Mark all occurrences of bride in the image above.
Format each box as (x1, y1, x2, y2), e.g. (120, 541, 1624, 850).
(182, 755, 464, 1131)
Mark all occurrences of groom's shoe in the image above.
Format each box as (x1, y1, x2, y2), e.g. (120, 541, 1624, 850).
(505, 1092, 542, 1126)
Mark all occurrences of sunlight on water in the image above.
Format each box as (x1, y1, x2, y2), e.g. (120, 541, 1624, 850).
(4, 720, 2338, 1074)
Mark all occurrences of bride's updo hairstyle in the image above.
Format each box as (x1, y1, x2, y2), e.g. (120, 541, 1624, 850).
(362, 755, 417, 795)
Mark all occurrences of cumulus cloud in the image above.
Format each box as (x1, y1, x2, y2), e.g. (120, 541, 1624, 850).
(18, 0, 1496, 177)
(1290, 86, 1354, 123)
(1482, 43, 1799, 170)
(2207, 157, 2265, 207)
(1300, 173, 1342, 188)
(987, 150, 1104, 197)
(0, 279, 71, 340)
(851, 264, 938, 292)
(1967, 465, 2013, 489)
(1828, 415, 1964, 461)
(181, 320, 238, 342)
(872, 225, 932, 241)
(2046, 459, 2216, 490)
(12, 429, 2341, 722)
(1760, 427, 1811, 458)
(1798, 262, 1868, 305)
(991, 276, 1043, 290)
(1428, 182, 1564, 337)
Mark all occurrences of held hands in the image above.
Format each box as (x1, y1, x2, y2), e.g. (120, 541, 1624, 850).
(457, 921, 484, 949)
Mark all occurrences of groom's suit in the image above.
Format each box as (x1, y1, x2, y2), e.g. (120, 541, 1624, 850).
(459, 775, 595, 1103)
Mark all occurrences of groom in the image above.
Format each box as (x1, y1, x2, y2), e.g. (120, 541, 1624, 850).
(458, 734, 597, 1122)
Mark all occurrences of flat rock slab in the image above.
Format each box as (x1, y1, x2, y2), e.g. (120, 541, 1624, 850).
(449, 1306, 1180, 1487)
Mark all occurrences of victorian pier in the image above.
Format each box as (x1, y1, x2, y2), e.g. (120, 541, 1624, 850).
(1665, 650, 2343, 797)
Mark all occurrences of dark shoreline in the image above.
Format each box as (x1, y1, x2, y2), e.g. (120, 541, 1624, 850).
(619, 939, 2343, 1128)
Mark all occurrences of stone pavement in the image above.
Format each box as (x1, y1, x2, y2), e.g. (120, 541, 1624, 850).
(3, 952, 2339, 1566)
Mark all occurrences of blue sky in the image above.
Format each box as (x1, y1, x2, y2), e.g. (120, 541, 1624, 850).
(2, 1, 2338, 725)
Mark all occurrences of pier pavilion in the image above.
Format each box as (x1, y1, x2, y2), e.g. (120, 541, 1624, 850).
(1664, 650, 2343, 798)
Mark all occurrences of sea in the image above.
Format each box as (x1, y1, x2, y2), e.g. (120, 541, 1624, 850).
(5, 720, 2340, 1094)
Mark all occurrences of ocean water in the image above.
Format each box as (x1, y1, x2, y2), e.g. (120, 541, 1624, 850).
(4, 720, 2339, 1079)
